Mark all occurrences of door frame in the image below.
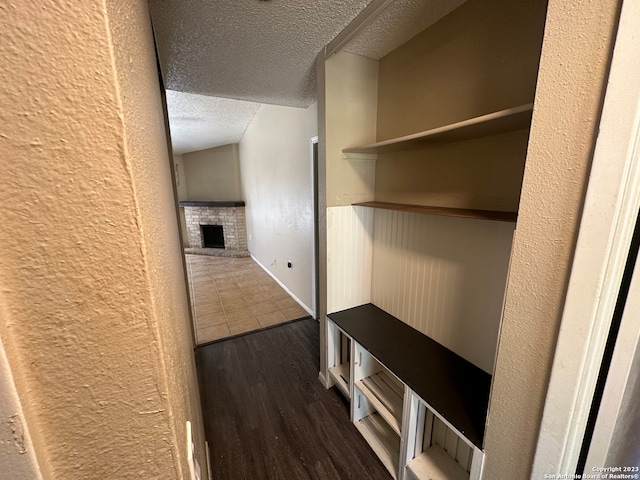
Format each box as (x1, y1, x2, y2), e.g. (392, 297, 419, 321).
(532, 0, 640, 474)
(310, 135, 319, 319)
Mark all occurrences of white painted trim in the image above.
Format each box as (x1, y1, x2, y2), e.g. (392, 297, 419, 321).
(250, 254, 313, 316)
(532, 0, 640, 475)
(318, 371, 330, 389)
(310, 135, 319, 320)
(585, 248, 640, 470)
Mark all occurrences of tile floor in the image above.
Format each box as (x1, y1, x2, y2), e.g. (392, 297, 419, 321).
(186, 254, 309, 344)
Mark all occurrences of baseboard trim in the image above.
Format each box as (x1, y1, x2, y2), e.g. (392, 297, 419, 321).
(250, 254, 313, 317)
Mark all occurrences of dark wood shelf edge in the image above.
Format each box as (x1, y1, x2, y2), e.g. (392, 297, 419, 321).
(353, 201, 517, 222)
(179, 200, 246, 207)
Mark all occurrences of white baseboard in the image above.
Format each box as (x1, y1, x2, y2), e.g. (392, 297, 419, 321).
(250, 254, 313, 317)
(318, 372, 330, 389)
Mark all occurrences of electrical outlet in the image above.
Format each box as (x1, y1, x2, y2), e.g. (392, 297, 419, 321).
(186, 421, 202, 480)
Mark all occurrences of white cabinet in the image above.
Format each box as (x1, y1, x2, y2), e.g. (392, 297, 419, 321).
(327, 304, 488, 480)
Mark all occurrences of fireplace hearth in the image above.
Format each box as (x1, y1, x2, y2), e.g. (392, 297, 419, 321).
(180, 201, 248, 253)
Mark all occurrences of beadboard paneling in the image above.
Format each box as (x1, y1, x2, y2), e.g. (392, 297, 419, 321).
(371, 209, 514, 373)
(327, 206, 374, 313)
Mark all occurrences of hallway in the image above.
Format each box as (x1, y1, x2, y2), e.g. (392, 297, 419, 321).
(195, 318, 392, 480)
(186, 254, 309, 344)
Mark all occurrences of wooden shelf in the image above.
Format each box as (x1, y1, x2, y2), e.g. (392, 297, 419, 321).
(329, 304, 491, 449)
(329, 363, 350, 398)
(355, 412, 400, 479)
(356, 371, 404, 435)
(343, 104, 533, 155)
(407, 446, 469, 480)
(353, 201, 517, 223)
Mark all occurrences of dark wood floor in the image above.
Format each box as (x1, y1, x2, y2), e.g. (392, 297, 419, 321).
(195, 318, 392, 480)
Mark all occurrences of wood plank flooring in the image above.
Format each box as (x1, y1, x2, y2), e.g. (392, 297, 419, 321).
(195, 318, 392, 480)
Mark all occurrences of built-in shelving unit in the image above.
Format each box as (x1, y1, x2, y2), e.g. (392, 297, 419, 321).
(352, 201, 517, 222)
(342, 104, 533, 155)
(407, 446, 469, 480)
(326, 321, 352, 399)
(327, 304, 489, 480)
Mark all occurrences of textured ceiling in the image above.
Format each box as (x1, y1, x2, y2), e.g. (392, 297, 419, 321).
(150, 0, 468, 154)
(166, 90, 260, 154)
(343, 0, 468, 60)
(150, 0, 372, 107)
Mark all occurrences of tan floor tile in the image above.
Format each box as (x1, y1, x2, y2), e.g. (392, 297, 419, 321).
(217, 288, 244, 300)
(187, 254, 305, 344)
(197, 324, 231, 343)
(228, 317, 261, 335)
(282, 305, 308, 321)
(262, 287, 290, 301)
(225, 306, 255, 323)
(214, 279, 239, 291)
(221, 296, 248, 311)
(257, 310, 287, 328)
(194, 301, 223, 316)
(235, 277, 261, 288)
(243, 291, 272, 305)
(196, 310, 227, 328)
(193, 292, 220, 307)
(275, 297, 299, 310)
(250, 301, 280, 316)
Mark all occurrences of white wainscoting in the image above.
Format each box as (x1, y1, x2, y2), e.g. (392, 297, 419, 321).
(326, 205, 374, 314)
(371, 209, 515, 373)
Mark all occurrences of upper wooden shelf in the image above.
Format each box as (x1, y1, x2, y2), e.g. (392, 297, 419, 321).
(343, 103, 533, 155)
(353, 201, 517, 223)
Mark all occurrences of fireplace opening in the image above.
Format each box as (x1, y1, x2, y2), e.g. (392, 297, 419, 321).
(201, 225, 225, 249)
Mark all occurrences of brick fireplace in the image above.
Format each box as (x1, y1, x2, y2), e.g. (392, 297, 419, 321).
(180, 201, 248, 252)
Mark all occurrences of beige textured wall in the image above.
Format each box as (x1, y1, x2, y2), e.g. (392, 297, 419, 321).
(325, 52, 378, 207)
(183, 144, 242, 201)
(0, 322, 41, 478)
(483, 0, 620, 477)
(239, 103, 317, 311)
(106, 1, 206, 477)
(0, 1, 205, 478)
(376, 0, 547, 141)
(173, 154, 189, 244)
(374, 0, 547, 212)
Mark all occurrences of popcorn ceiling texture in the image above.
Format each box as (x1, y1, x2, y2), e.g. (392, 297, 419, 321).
(166, 90, 260, 154)
(343, 0, 468, 60)
(0, 1, 205, 478)
(150, 0, 372, 107)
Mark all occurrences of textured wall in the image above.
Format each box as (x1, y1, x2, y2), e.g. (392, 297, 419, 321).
(105, 1, 207, 477)
(0, 326, 41, 478)
(0, 1, 204, 478)
(482, 0, 620, 477)
(325, 52, 379, 207)
(239, 103, 317, 312)
(183, 144, 242, 201)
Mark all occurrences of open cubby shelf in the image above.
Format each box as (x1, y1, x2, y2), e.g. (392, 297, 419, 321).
(342, 104, 533, 155)
(352, 201, 517, 222)
(355, 412, 401, 479)
(328, 363, 350, 398)
(407, 446, 469, 480)
(328, 303, 491, 450)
